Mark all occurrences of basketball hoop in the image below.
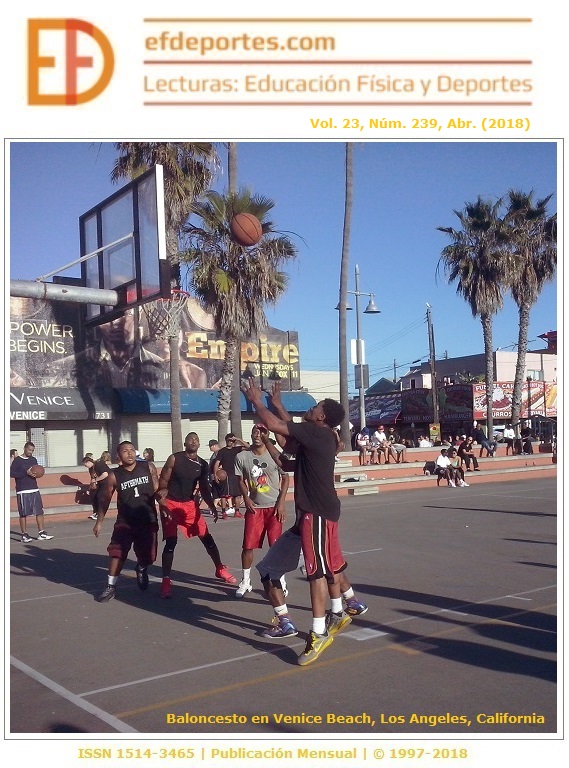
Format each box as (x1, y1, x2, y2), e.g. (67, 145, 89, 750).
(141, 289, 190, 339)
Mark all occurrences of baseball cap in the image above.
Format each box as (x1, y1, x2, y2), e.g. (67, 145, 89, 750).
(225, 433, 235, 440)
(208, 439, 219, 447)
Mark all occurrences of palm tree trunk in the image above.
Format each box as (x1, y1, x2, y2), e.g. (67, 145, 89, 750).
(480, 313, 494, 440)
(338, 143, 354, 447)
(169, 337, 183, 452)
(227, 142, 243, 437)
(218, 336, 238, 441)
(510, 302, 531, 436)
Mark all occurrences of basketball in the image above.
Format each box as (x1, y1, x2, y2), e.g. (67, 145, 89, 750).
(216, 469, 228, 483)
(29, 464, 45, 478)
(230, 213, 263, 247)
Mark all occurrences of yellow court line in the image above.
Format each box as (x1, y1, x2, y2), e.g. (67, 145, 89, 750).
(115, 601, 556, 719)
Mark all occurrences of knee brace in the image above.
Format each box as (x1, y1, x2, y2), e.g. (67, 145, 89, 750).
(163, 537, 177, 554)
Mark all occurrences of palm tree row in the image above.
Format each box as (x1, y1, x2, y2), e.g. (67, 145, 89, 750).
(438, 190, 556, 437)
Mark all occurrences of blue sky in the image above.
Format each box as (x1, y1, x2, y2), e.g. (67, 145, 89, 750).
(9, 141, 558, 391)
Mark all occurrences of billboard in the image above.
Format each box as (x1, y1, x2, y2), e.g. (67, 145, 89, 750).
(9, 296, 302, 392)
(472, 381, 557, 419)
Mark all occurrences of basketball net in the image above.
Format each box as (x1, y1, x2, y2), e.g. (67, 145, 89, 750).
(141, 289, 190, 340)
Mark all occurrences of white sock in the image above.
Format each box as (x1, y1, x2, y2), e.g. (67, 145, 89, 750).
(312, 616, 327, 635)
(330, 598, 343, 614)
(342, 587, 355, 600)
(242, 568, 251, 583)
(275, 604, 289, 618)
(108, 576, 118, 586)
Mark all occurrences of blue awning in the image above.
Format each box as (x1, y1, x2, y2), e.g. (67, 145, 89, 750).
(115, 389, 316, 415)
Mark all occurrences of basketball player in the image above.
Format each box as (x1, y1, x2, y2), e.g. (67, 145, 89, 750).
(157, 432, 236, 599)
(93, 441, 160, 602)
(10, 442, 53, 543)
(242, 379, 367, 666)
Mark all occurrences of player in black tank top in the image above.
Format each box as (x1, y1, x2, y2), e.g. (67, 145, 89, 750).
(156, 432, 236, 597)
(93, 441, 160, 603)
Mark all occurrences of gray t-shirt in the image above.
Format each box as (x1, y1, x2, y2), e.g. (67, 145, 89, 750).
(234, 448, 283, 508)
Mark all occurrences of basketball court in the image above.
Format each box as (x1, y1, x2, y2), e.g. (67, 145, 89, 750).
(10, 477, 557, 736)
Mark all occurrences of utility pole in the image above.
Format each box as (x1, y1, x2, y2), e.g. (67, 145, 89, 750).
(426, 304, 439, 425)
(393, 359, 397, 384)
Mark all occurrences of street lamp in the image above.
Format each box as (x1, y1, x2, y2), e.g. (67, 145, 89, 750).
(526, 376, 533, 424)
(337, 264, 380, 429)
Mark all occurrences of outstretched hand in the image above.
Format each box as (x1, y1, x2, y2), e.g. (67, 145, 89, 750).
(241, 377, 263, 404)
(270, 381, 283, 402)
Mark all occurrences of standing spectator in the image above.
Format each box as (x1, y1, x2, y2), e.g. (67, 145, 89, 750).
(472, 425, 497, 457)
(84, 451, 112, 521)
(520, 421, 535, 454)
(435, 448, 455, 487)
(10, 449, 18, 464)
(503, 424, 516, 456)
(458, 436, 480, 471)
(212, 433, 249, 517)
(233, 424, 289, 600)
(143, 448, 155, 462)
(418, 435, 433, 447)
(93, 441, 159, 602)
(387, 427, 407, 463)
(157, 432, 236, 599)
(243, 379, 366, 666)
(10, 442, 53, 542)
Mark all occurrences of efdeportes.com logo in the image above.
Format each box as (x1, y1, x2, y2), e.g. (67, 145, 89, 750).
(28, 19, 114, 105)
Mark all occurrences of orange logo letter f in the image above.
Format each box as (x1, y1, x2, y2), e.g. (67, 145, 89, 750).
(28, 19, 114, 105)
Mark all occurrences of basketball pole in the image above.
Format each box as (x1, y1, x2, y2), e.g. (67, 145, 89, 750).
(10, 279, 119, 306)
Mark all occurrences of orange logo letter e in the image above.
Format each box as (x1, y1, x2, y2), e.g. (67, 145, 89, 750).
(28, 19, 114, 105)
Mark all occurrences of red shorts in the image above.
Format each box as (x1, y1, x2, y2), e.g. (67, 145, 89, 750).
(299, 512, 347, 583)
(107, 522, 158, 566)
(161, 498, 208, 539)
(242, 507, 283, 550)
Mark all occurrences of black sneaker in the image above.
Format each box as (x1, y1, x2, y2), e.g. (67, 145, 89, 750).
(21, 533, 33, 543)
(96, 585, 116, 603)
(136, 564, 149, 591)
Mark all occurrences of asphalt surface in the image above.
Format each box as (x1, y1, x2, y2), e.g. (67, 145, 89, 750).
(9, 477, 557, 737)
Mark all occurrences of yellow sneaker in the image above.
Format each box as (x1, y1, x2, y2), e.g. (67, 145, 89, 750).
(298, 630, 334, 666)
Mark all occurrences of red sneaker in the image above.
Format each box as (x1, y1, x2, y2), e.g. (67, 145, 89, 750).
(215, 565, 237, 584)
(160, 577, 172, 599)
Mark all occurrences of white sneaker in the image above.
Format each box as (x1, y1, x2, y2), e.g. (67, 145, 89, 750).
(448, 480, 456, 488)
(235, 580, 252, 598)
(462, 481, 469, 487)
(38, 531, 53, 540)
(225, 506, 235, 517)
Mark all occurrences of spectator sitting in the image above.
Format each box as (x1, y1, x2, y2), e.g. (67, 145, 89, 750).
(372, 425, 390, 464)
(457, 436, 480, 471)
(472, 425, 497, 457)
(503, 424, 516, 456)
(355, 427, 371, 466)
(418, 435, 433, 447)
(448, 448, 469, 487)
(387, 427, 407, 463)
(435, 448, 455, 487)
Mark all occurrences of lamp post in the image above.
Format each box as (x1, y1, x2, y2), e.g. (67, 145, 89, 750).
(337, 264, 380, 430)
(526, 376, 533, 424)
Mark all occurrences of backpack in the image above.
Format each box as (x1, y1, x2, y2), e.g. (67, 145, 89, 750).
(423, 461, 436, 476)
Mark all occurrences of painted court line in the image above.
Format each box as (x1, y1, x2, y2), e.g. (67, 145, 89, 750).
(10, 656, 138, 733)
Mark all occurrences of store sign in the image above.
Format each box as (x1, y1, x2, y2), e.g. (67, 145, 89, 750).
(9, 388, 113, 421)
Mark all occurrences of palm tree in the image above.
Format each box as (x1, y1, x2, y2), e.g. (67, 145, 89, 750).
(437, 197, 510, 439)
(181, 190, 297, 442)
(227, 142, 243, 439)
(504, 190, 556, 434)
(338, 143, 354, 448)
(111, 142, 219, 453)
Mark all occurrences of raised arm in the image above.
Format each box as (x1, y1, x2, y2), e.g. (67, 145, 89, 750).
(269, 381, 292, 422)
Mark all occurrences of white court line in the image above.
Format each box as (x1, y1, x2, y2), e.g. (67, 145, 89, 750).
(10, 656, 138, 733)
(343, 548, 383, 555)
(75, 584, 555, 697)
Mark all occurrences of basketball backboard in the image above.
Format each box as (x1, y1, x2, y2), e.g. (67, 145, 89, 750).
(80, 164, 170, 326)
